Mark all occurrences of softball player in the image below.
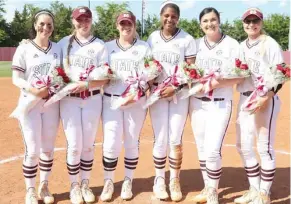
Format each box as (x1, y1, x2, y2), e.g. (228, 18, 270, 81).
(189, 8, 243, 204)
(12, 10, 60, 204)
(147, 1, 197, 201)
(235, 8, 283, 204)
(100, 11, 149, 202)
(58, 6, 108, 204)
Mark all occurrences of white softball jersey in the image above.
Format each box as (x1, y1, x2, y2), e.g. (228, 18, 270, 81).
(12, 40, 62, 85)
(58, 35, 108, 90)
(237, 35, 284, 92)
(147, 29, 197, 84)
(104, 38, 151, 95)
(195, 34, 240, 100)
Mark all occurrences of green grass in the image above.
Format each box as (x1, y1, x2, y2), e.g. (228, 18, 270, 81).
(0, 61, 12, 77)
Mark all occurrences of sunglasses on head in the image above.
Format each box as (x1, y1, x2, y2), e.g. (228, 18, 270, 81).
(244, 18, 261, 24)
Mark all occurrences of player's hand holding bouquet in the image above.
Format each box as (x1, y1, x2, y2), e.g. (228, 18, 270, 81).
(44, 63, 114, 106)
(111, 57, 163, 110)
(10, 65, 70, 119)
(241, 63, 290, 112)
(143, 64, 186, 109)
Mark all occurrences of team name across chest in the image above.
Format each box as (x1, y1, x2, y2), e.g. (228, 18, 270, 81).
(197, 57, 222, 70)
(69, 55, 94, 69)
(111, 59, 140, 72)
(32, 63, 51, 77)
(153, 51, 180, 66)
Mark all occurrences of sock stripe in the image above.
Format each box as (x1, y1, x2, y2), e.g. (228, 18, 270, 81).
(124, 157, 139, 161)
(39, 158, 53, 163)
(245, 163, 259, 170)
(39, 162, 53, 168)
(206, 167, 222, 173)
(80, 162, 93, 168)
(39, 168, 51, 172)
(66, 163, 80, 168)
(80, 167, 92, 171)
(261, 168, 276, 173)
(80, 159, 94, 164)
(22, 164, 38, 169)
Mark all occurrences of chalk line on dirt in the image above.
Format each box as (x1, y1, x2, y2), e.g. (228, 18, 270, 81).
(0, 141, 290, 165)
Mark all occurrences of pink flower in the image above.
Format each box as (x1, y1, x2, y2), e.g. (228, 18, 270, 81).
(235, 58, 242, 68)
(240, 64, 249, 70)
(189, 69, 199, 79)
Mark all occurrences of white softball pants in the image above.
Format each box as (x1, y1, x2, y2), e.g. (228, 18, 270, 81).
(19, 99, 59, 190)
(60, 94, 102, 184)
(102, 96, 147, 181)
(189, 96, 232, 189)
(150, 93, 189, 181)
(236, 94, 281, 193)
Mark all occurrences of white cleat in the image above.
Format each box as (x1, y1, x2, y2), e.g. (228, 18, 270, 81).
(251, 190, 271, 204)
(207, 187, 219, 204)
(100, 179, 114, 202)
(38, 181, 54, 204)
(234, 186, 258, 204)
(81, 180, 95, 203)
(25, 187, 38, 204)
(153, 177, 169, 200)
(192, 187, 208, 203)
(70, 183, 84, 204)
(120, 177, 133, 200)
(169, 178, 182, 202)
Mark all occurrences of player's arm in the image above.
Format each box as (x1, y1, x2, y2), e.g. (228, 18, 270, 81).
(12, 46, 48, 98)
(89, 43, 110, 88)
(12, 70, 48, 98)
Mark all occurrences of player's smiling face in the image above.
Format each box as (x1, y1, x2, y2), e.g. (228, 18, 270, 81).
(73, 16, 92, 36)
(161, 7, 179, 31)
(200, 11, 220, 36)
(117, 20, 135, 37)
(34, 14, 54, 39)
(243, 15, 263, 39)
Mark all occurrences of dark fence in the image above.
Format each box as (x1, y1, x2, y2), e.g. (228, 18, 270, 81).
(0, 47, 290, 64)
(0, 47, 17, 61)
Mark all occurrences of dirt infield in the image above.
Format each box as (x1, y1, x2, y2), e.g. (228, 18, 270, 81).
(0, 78, 289, 204)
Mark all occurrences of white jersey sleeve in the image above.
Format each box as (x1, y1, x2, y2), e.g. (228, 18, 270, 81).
(265, 37, 284, 65)
(12, 45, 27, 73)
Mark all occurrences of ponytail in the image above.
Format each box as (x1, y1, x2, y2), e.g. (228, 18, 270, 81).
(66, 30, 76, 67)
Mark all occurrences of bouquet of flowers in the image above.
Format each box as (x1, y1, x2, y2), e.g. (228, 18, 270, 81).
(221, 58, 250, 79)
(111, 57, 163, 110)
(180, 62, 205, 99)
(143, 65, 186, 109)
(241, 63, 290, 112)
(10, 65, 70, 119)
(44, 63, 114, 107)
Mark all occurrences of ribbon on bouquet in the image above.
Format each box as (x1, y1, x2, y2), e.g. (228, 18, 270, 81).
(242, 76, 268, 111)
(121, 73, 147, 101)
(79, 65, 95, 99)
(153, 65, 180, 94)
(199, 69, 220, 97)
(32, 75, 54, 99)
